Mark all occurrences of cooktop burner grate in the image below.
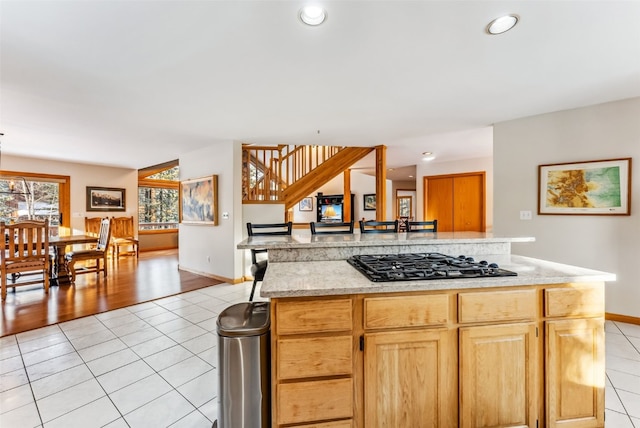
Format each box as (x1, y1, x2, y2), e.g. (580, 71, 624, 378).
(347, 253, 517, 282)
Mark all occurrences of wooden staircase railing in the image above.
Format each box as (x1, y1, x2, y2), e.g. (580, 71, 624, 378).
(281, 147, 373, 210)
(242, 144, 374, 209)
(243, 145, 342, 200)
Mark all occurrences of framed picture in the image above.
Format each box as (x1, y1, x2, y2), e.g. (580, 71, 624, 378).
(538, 158, 632, 215)
(180, 175, 219, 225)
(86, 187, 126, 212)
(299, 197, 313, 211)
(363, 193, 376, 211)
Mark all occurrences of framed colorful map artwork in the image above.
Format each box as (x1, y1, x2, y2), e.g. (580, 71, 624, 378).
(538, 158, 632, 215)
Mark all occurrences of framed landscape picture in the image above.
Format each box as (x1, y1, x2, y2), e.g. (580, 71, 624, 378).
(180, 175, 219, 225)
(86, 187, 126, 212)
(299, 197, 313, 211)
(363, 194, 376, 211)
(538, 158, 632, 215)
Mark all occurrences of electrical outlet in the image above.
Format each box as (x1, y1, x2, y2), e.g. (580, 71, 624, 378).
(519, 210, 532, 220)
(222, 212, 229, 220)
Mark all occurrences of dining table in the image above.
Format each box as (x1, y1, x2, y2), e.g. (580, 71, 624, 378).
(49, 235, 99, 285)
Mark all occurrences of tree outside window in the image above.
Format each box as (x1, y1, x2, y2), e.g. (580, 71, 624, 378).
(0, 178, 60, 235)
(138, 166, 179, 230)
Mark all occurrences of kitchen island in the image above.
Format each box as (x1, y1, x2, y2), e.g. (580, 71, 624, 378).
(238, 232, 614, 428)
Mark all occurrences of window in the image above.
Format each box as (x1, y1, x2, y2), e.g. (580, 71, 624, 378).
(0, 172, 70, 236)
(138, 162, 179, 230)
(397, 196, 412, 218)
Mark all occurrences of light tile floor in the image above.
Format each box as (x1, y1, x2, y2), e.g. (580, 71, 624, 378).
(1, 281, 639, 427)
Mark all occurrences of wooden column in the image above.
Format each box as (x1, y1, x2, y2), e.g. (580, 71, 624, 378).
(375, 146, 387, 221)
(343, 169, 352, 222)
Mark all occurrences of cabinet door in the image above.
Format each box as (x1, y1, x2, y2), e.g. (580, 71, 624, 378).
(459, 323, 538, 428)
(364, 329, 457, 428)
(546, 318, 605, 428)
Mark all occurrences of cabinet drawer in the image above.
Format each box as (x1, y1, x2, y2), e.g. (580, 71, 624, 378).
(276, 299, 352, 335)
(289, 421, 352, 428)
(277, 378, 353, 425)
(278, 336, 353, 380)
(364, 294, 449, 329)
(545, 285, 604, 318)
(459, 289, 536, 323)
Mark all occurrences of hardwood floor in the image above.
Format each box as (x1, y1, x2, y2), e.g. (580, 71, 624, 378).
(0, 249, 222, 337)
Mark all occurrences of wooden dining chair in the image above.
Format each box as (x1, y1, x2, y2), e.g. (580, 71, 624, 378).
(84, 217, 103, 249)
(246, 222, 292, 301)
(110, 216, 139, 258)
(85, 217, 103, 237)
(310, 221, 354, 234)
(407, 220, 438, 233)
(1, 220, 50, 301)
(359, 220, 399, 234)
(65, 218, 112, 283)
(398, 216, 410, 232)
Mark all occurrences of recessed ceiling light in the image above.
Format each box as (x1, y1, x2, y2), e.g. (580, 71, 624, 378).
(299, 6, 327, 26)
(422, 152, 436, 161)
(486, 14, 519, 35)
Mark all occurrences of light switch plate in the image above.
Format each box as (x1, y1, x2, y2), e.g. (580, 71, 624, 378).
(519, 210, 532, 220)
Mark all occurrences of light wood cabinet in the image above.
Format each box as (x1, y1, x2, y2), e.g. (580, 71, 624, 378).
(364, 294, 450, 329)
(277, 335, 352, 380)
(459, 323, 538, 428)
(459, 288, 536, 323)
(271, 283, 604, 428)
(546, 319, 605, 428)
(277, 378, 353, 425)
(272, 298, 354, 427)
(364, 328, 457, 427)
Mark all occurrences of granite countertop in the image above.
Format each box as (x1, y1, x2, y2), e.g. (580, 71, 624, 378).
(260, 254, 616, 298)
(237, 231, 535, 250)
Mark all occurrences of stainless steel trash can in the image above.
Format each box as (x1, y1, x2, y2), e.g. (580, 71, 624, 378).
(217, 301, 270, 428)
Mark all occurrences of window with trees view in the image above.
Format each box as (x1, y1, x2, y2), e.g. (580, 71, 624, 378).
(138, 164, 179, 230)
(0, 177, 61, 236)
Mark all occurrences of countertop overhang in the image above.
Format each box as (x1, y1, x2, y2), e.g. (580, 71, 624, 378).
(237, 232, 536, 262)
(237, 231, 535, 250)
(261, 255, 616, 298)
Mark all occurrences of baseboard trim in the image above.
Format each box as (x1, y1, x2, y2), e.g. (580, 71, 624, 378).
(177, 265, 241, 284)
(140, 246, 178, 252)
(605, 312, 640, 325)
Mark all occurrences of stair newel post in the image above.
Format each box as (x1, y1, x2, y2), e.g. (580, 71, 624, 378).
(375, 145, 387, 221)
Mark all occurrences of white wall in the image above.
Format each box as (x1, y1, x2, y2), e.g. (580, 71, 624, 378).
(3, 154, 138, 233)
(493, 97, 640, 318)
(178, 141, 244, 282)
(416, 156, 494, 231)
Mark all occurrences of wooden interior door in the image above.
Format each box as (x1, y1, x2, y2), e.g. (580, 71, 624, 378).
(453, 174, 484, 231)
(424, 172, 485, 232)
(425, 177, 454, 231)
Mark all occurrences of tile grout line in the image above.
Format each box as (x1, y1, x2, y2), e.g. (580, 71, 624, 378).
(15, 337, 45, 428)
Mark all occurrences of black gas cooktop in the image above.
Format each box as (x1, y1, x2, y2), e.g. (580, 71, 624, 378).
(347, 253, 517, 282)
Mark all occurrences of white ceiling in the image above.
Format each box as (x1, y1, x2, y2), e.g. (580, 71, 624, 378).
(1, 1, 639, 181)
